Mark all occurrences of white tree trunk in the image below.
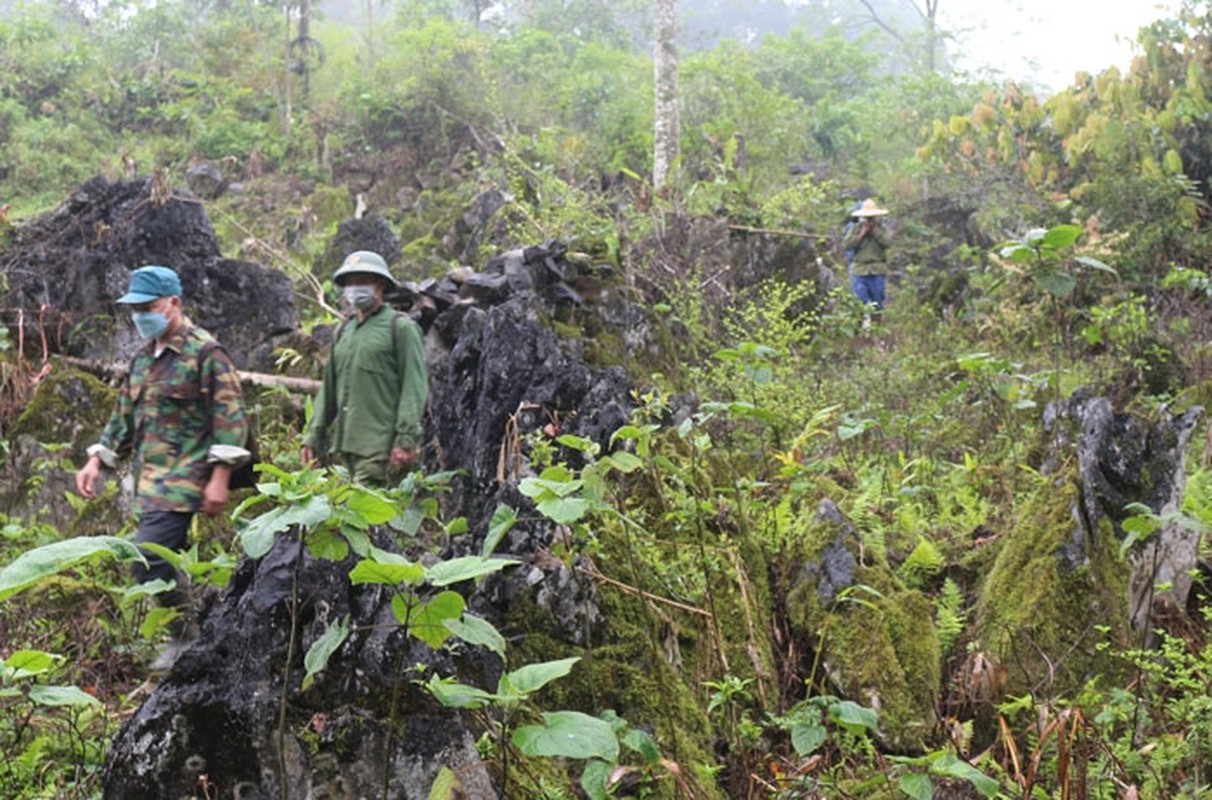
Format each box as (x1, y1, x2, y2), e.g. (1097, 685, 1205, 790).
(653, 0, 680, 189)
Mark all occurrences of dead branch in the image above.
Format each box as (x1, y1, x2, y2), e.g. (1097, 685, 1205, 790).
(54, 354, 321, 394)
(727, 224, 826, 240)
(577, 563, 713, 619)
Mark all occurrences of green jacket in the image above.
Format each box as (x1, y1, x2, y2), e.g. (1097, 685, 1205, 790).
(842, 221, 891, 276)
(97, 320, 248, 516)
(304, 305, 428, 458)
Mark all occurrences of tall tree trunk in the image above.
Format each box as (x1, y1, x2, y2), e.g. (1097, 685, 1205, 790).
(652, 0, 680, 190)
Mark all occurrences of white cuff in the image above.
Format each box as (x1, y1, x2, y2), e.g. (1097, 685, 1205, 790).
(208, 444, 251, 466)
(86, 443, 119, 469)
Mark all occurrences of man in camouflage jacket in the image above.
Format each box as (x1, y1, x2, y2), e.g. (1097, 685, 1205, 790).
(75, 265, 249, 664)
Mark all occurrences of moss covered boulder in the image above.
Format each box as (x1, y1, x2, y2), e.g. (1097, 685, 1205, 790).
(974, 390, 1202, 697)
(786, 500, 941, 752)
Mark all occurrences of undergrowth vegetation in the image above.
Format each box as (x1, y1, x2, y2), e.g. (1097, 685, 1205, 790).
(3, 0, 1212, 798)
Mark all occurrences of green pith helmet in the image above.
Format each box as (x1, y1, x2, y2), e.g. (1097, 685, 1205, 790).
(333, 250, 398, 287)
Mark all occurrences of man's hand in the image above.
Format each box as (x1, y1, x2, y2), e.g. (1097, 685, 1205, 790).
(202, 465, 231, 516)
(389, 447, 417, 468)
(300, 445, 317, 467)
(75, 455, 102, 500)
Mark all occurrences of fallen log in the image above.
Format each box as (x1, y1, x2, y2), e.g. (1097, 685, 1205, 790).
(53, 354, 321, 394)
(728, 223, 826, 239)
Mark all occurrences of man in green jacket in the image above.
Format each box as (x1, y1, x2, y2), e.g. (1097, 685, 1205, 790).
(841, 198, 892, 315)
(301, 251, 428, 486)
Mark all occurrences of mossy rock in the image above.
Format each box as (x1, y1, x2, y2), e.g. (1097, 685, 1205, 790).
(973, 476, 1131, 697)
(502, 584, 727, 800)
(784, 509, 941, 753)
(309, 184, 356, 232)
(2, 367, 124, 531)
(12, 365, 114, 447)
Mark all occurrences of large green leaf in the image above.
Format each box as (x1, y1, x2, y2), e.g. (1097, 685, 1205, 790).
(1, 649, 58, 679)
(344, 486, 398, 524)
(1074, 255, 1118, 275)
(580, 759, 612, 800)
(306, 527, 349, 561)
(997, 242, 1035, 263)
(536, 495, 590, 524)
(1034, 270, 1075, 298)
(498, 656, 580, 698)
(238, 495, 332, 559)
(512, 710, 619, 761)
(1041, 224, 1082, 249)
(408, 590, 465, 649)
(898, 773, 934, 800)
(302, 614, 349, 691)
(444, 613, 506, 659)
(606, 451, 643, 473)
(0, 536, 144, 601)
(829, 700, 879, 735)
(426, 555, 516, 586)
(349, 557, 425, 586)
(28, 684, 100, 707)
(932, 754, 999, 797)
(482, 504, 516, 557)
(428, 766, 460, 800)
(790, 722, 827, 755)
(426, 674, 495, 709)
(621, 727, 661, 764)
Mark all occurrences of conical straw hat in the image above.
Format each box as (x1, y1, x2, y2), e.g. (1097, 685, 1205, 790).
(852, 198, 890, 217)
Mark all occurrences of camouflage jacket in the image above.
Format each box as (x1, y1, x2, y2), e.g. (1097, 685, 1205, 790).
(95, 320, 249, 516)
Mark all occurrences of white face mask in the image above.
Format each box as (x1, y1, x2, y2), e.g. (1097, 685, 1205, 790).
(343, 285, 378, 310)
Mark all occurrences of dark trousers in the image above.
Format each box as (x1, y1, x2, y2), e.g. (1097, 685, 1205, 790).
(131, 509, 193, 612)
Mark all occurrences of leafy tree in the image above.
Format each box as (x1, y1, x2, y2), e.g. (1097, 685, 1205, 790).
(919, 3, 1212, 284)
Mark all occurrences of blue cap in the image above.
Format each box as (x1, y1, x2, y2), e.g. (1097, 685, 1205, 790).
(116, 266, 182, 304)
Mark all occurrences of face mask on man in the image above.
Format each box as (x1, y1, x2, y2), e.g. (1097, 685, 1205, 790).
(343, 285, 378, 310)
(131, 310, 169, 339)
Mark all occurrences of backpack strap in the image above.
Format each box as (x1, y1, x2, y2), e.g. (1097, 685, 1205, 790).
(335, 308, 407, 360)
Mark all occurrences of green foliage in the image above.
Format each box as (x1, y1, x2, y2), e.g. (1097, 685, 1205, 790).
(1090, 624, 1212, 798)
(512, 707, 689, 800)
(898, 537, 944, 590)
(0, 649, 110, 798)
(996, 225, 1117, 300)
(1181, 466, 1212, 533)
(1, 1, 1211, 797)
(934, 578, 966, 656)
(1117, 502, 1203, 560)
(0, 536, 144, 601)
(339, 16, 492, 154)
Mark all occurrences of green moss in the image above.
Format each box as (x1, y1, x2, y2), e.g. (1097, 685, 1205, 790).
(13, 367, 114, 446)
(399, 233, 449, 279)
(3, 368, 125, 532)
(309, 185, 355, 232)
(1168, 380, 1212, 416)
(975, 478, 1130, 696)
(502, 570, 727, 800)
(783, 515, 942, 753)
